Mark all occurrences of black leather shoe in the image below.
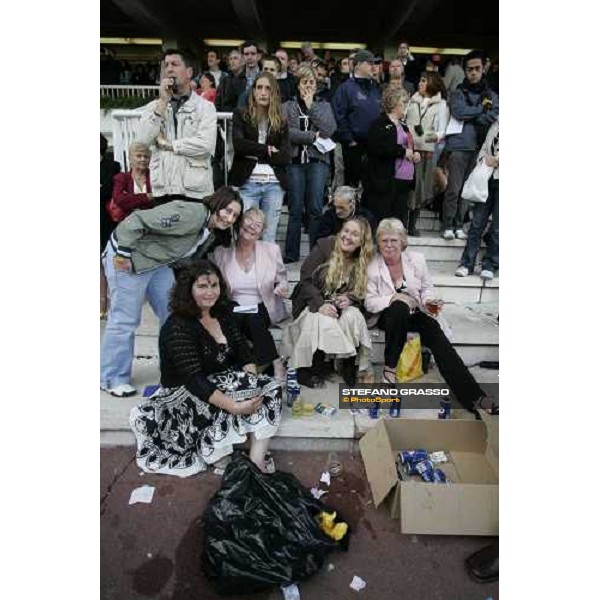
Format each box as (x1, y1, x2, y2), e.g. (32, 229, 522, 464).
(465, 542, 499, 583)
(339, 357, 357, 386)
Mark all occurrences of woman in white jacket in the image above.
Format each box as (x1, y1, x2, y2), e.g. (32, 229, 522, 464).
(405, 72, 449, 236)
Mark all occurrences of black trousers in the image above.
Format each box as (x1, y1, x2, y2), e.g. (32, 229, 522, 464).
(377, 301, 484, 411)
(342, 142, 367, 187)
(232, 302, 278, 367)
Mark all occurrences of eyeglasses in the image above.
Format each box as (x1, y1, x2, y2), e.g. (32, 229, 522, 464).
(244, 219, 264, 230)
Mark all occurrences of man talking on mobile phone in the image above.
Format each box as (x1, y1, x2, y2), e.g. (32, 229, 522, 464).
(136, 49, 217, 203)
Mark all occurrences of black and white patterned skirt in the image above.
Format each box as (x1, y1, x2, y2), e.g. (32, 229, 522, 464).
(129, 370, 282, 477)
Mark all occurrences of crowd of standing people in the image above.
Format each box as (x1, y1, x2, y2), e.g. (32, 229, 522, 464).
(100, 41, 499, 476)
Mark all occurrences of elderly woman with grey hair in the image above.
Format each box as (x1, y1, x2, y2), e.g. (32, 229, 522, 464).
(365, 218, 497, 415)
(314, 185, 377, 246)
(282, 64, 337, 263)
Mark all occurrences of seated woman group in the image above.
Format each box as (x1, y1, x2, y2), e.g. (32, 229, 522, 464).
(122, 204, 495, 478)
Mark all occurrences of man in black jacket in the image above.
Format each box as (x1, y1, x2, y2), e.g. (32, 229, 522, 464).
(215, 41, 261, 111)
(275, 48, 297, 103)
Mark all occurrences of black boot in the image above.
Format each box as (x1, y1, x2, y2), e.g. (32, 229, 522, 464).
(408, 209, 421, 237)
(297, 367, 316, 388)
(340, 357, 357, 386)
(312, 350, 328, 386)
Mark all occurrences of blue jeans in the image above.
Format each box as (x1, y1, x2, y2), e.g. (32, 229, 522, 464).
(239, 180, 285, 243)
(100, 244, 175, 388)
(460, 179, 499, 272)
(284, 161, 329, 261)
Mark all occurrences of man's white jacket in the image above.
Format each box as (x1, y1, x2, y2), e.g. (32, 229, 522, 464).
(137, 93, 217, 199)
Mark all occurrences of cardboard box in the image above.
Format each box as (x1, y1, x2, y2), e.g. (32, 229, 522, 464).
(359, 416, 498, 536)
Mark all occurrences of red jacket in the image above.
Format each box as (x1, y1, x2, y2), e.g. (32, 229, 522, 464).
(107, 171, 153, 222)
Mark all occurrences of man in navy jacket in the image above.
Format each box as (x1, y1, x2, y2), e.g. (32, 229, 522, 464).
(331, 49, 381, 188)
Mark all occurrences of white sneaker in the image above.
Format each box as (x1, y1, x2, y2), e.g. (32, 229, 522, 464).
(480, 269, 494, 281)
(455, 229, 468, 240)
(102, 383, 137, 397)
(455, 266, 469, 277)
(442, 229, 455, 240)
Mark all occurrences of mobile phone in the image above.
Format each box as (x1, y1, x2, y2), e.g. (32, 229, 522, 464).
(169, 77, 178, 94)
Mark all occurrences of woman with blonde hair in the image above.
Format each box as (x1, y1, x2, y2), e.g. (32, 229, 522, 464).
(282, 216, 374, 387)
(230, 71, 291, 243)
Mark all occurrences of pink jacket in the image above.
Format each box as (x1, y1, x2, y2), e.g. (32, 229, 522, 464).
(213, 241, 289, 324)
(365, 251, 435, 325)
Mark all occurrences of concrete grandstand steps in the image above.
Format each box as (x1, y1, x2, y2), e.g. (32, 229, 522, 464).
(111, 299, 499, 371)
(273, 231, 481, 263)
(100, 301, 498, 446)
(281, 260, 498, 304)
(268, 302, 499, 365)
(277, 211, 442, 233)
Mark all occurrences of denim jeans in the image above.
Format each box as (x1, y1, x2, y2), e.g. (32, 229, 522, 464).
(284, 161, 329, 261)
(239, 180, 285, 243)
(460, 179, 499, 272)
(100, 244, 175, 388)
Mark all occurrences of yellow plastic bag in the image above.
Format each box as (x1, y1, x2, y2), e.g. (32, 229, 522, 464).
(396, 334, 423, 382)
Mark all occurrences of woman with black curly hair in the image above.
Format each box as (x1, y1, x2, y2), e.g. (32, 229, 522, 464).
(129, 260, 283, 477)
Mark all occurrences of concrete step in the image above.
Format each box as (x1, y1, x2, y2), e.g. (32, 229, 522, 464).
(268, 302, 499, 365)
(281, 260, 498, 304)
(100, 356, 498, 447)
(276, 215, 442, 233)
(272, 234, 479, 262)
(106, 299, 498, 366)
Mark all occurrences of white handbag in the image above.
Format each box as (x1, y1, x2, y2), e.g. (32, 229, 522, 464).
(461, 157, 494, 203)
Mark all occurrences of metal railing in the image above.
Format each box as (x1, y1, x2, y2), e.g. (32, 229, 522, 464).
(100, 85, 160, 99)
(110, 109, 234, 185)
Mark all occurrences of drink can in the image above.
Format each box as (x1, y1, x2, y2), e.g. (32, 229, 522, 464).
(286, 368, 297, 384)
(432, 468, 447, 483)
(389, 398, 401, 418)
(404, 461, 421, 476)
(287, 383, 300, 407)
(438, 398, 451, 419)
(415, 459, 434, 476)
(399, 449, 428, 465)
(405, 458, 433, 477)
(420, 468, 435, 483)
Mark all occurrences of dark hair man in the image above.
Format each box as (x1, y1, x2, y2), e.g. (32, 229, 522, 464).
(136, 49, 217, 200)
(206, 49, 223, 87)
(215, 40, 260, 111)
(397, 40, 422, 86)
(441, 50, 499, 240)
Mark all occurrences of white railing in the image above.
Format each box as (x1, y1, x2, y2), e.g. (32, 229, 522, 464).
(111, 109, 234, 185)
(100, 85, 160, 99)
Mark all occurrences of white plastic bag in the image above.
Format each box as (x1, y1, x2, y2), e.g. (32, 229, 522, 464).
(461, 157, 494, 203)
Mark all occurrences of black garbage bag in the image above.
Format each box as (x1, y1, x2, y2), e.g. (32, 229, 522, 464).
(202, 452, 347, 595)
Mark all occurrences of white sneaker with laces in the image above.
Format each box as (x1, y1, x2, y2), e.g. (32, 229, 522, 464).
(455, 229, 468, 240)
(442, 229, 455, 240)
(102, 383, 137, 397)
(480, 269, 494, 281)
(455, 266, 469, 277)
